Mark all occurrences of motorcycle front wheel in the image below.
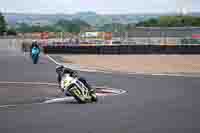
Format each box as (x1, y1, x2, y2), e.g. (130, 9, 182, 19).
(32, 54, 39, 64)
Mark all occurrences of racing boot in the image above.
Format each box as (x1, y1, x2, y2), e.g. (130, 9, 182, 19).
(65, 90, 72, 96)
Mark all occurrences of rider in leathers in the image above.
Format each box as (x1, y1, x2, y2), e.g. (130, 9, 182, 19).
(56, 65, 96, 98)
(30, 41, 40, 56)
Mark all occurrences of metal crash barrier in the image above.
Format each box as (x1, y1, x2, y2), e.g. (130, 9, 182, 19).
(43, 45, 200, 54)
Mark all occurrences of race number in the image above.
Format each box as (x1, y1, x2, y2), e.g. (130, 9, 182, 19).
(64, 80, 71, 88)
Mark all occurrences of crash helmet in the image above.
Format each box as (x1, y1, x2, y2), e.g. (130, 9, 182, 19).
(32, 40, 37, 45)
(32, 40, 39, 48)
(56, 65, 64, 73)
(63, 68, 78, 77)
(56, 65, 64, 69)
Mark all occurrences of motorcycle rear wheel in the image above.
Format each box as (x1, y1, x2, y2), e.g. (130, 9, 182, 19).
(69, 87, 86, 104)
(90, 91, 98, 102)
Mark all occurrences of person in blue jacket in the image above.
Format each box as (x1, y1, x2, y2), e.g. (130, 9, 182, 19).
(30, 41, 40, 56)
(31, 45, 40, 55)
(31, 41, 40, 64)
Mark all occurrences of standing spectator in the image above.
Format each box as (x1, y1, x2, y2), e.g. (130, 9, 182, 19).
(75, 38, 79, 45)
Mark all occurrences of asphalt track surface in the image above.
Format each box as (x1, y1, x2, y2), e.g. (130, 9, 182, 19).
(0, 45, 200, 133)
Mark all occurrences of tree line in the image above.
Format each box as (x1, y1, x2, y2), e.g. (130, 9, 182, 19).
(0, 12, 7, 35)
(1, 12, 200, 36)
(136, 16, 200, 27)
(0, 12, 17, 35)
(0, 12, 91, 35)
(16, 19, 91, 34)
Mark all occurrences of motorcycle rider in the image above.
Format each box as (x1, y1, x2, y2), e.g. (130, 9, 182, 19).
(56, 65, 96, 100)
(32, 45, 40, 55)
(56, 65, 93, 91)
(30, 41, 40, 56)
(30, 41, 40, 64)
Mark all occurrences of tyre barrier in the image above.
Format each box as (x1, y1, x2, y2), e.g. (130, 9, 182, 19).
(43, 45, 200, 54)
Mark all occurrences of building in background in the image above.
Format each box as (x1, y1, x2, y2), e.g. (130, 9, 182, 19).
(80, 32, 112, 45)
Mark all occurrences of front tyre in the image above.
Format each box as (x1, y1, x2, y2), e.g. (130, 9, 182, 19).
(32, 54, 39, 64)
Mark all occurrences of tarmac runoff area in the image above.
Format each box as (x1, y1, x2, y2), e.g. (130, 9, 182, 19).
(49, 54, 200, 77)
(0, 81, 126, 106)
(0, 41, 200, 133)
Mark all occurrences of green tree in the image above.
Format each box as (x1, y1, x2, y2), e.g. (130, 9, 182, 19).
(136, 16, 200, 27)
(68, 24, 80, 34)
(55, 19, 71, 32)
(7, 28, 17, 35)
(192, 17, 200, 26)
(16, 23, 30, 33)
(16, 19, 90, 33)
(55, 19, 86, 33)
(0, 12, 7, 35)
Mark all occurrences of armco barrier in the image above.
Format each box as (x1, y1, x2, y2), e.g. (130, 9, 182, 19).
(43, 45, 200, 54)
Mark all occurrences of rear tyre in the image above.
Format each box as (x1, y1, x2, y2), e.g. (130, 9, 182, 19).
(69, 85, 86, 104)
(90, 90, 98, 102)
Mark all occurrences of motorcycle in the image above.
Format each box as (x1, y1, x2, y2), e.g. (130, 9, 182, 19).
(31, 47, 40, 64)
(32, 53, 39, 64)
(61, 74, 98, 103)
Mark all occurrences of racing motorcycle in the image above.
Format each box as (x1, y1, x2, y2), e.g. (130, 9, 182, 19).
(61, 74, 98, 103)
(31, 47, 40, 64)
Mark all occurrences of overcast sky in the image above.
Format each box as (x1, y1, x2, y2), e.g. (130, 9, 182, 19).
(0, 0, 199, 14)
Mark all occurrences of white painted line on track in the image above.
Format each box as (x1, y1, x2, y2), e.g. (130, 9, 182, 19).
(46, 55, 100, 72)
(0, 104, 18, 108)
(0, 103, 43, 109)
(126, 72, 200, 78)
(0, 81, 127, 105)
(46, 55, 60, 65)
(43, 90, 126, 104)
(43, 97, 75, 104)
(46, 55, 200, 78)
(0, 81, 57, 86)
(43, 86, 127, 104)
(0, 81, 126, 95)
